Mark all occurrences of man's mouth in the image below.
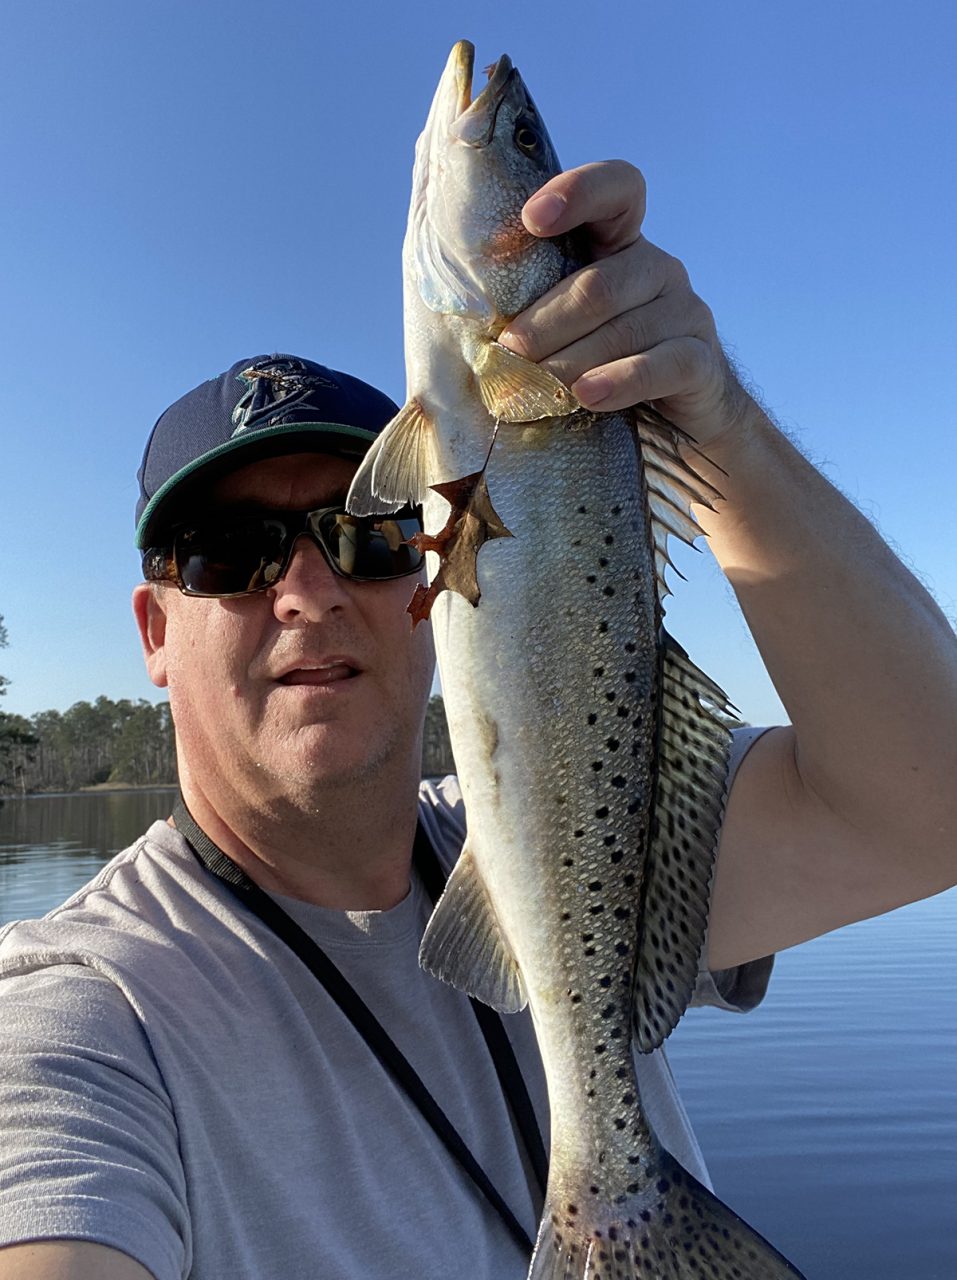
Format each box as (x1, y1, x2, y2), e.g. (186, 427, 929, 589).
(276, 661, 360, 686)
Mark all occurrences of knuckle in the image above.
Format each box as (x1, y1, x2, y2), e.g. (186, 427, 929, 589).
(605, 310, 647, 363)
(568, 265, 617, 322)
(663, 252, 691, 291)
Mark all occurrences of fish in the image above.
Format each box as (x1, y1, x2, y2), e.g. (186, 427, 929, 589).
(347, 40, 806, 1280)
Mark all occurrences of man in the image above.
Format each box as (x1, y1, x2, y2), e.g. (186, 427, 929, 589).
(0, 161, 954, 1280)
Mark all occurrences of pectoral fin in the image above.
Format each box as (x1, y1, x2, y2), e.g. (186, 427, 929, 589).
(466, 337, 581, 423)
(419, 842, 527, 1013)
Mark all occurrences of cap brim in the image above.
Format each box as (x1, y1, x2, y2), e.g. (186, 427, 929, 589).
(135, 421, 378, 548)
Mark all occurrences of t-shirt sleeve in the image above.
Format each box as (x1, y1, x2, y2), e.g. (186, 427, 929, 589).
(0, 964, 190, 1280)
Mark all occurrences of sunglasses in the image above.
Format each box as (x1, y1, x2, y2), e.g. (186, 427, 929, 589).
(142, 505, 425, 598)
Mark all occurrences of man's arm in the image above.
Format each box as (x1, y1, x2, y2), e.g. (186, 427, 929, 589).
(501, 160, 957, 970)
(0, 1242, 156, 1279)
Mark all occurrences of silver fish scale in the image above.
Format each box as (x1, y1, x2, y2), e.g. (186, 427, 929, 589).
(429, 410, 666, 1204)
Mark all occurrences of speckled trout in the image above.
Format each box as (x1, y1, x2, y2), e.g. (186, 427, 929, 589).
(347, 41, 804, 1280)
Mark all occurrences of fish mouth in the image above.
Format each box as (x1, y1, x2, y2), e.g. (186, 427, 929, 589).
(445, 40, 518, 147)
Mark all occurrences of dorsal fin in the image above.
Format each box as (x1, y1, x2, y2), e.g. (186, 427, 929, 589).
(632, 403, 724, 603)
(632, 631, 737, 1052)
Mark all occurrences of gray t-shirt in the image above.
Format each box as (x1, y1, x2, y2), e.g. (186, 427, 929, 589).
(0, 738, 772, 1280)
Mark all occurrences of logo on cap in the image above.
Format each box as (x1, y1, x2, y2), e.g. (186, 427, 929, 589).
(230, 356, 339, 436)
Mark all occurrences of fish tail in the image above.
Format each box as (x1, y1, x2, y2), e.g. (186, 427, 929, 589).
(528, 1150, 805, 1280)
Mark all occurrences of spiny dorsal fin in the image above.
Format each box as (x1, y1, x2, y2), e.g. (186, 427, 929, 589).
(419, 841, 528, 1013)
(633, 631, 737, 1053)
(345, 398, 436, 516)
(632, 403, 725, 603)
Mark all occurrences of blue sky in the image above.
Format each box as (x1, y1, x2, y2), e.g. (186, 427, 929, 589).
(1, 0, 954, 726)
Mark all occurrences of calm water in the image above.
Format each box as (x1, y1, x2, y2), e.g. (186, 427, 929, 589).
(1, 791, 955, 1278)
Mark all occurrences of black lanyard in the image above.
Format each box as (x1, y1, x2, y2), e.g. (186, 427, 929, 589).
(172, 796, 547, 1257)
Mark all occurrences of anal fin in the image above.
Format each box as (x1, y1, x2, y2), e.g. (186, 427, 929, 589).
(419, 842, 527, 1013)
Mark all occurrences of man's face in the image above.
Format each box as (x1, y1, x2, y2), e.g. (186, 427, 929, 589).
(133, 451, 435, 808)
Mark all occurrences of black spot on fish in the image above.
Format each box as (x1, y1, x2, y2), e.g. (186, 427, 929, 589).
(587, 712, 597, 725)
(611, 775, 626, 787)
(603, 834, 616, 847)
(598, 975, 611, 988)
(588, 904, 605, 915)
(610, 849, 624, 863)
(593, 665, 604, 677)
(591, 761, 603, 771)
(606, 737, 620, 750)
(587, 880, 603, 892)
(595, 805, 609, 818)
(605, 691, 616, 702)
(605, 535, 614, 545)
(563, 857, 574, 867)
(586, 574, 597, 584)
(624, 641, 636, 653)
(598, 557, 609, 568)
(598, 620, 609, 634)
(578, 505, 587, 514)
(574, 828, 585, 838)
(611, 504, 622, 515)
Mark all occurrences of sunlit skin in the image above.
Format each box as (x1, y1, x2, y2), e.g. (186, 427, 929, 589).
(132, 452, 435, 910)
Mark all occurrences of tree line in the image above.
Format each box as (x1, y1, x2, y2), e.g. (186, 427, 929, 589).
(0, 621, 455, 794)
(0, 694, 454, 796)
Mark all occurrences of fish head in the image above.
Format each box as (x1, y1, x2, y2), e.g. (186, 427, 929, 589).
(408, 40, 577, 325)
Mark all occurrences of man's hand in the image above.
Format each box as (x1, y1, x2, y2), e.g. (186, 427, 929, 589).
(499, 159, 753, 450)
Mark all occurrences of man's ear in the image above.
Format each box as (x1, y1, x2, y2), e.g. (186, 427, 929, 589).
(132, 583, 170, 689)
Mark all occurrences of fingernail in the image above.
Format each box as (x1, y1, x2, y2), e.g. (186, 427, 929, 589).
(573, 372, 612, 407)
(524, 192, 565, 233)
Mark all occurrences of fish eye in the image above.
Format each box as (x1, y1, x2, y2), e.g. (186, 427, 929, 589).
(514, 120, 543, 155)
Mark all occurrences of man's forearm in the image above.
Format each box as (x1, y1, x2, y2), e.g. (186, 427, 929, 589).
(695, 398, 957, 862)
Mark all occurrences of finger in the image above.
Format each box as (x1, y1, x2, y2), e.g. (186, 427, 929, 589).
(569, 337, 717, 415)
(501, 240, 682, 362)
(539, 291, 715, 391)
(522, 160, 647, 257)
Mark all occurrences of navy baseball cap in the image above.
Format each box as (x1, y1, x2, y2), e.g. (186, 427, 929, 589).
(135, 354, 400, 549)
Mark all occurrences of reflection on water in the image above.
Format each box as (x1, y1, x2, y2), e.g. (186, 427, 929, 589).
(1, 790, 955, 1278)
(0, 789, 177, 925)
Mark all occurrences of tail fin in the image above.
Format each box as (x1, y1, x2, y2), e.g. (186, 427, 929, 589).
(528, 1148, 805, 1280)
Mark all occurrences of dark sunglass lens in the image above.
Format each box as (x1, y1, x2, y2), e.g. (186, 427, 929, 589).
(320, 511, 423, 579)
(176, 519, 287, 595)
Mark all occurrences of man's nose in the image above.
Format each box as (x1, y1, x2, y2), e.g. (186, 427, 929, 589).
(269, 532, 350, 622)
